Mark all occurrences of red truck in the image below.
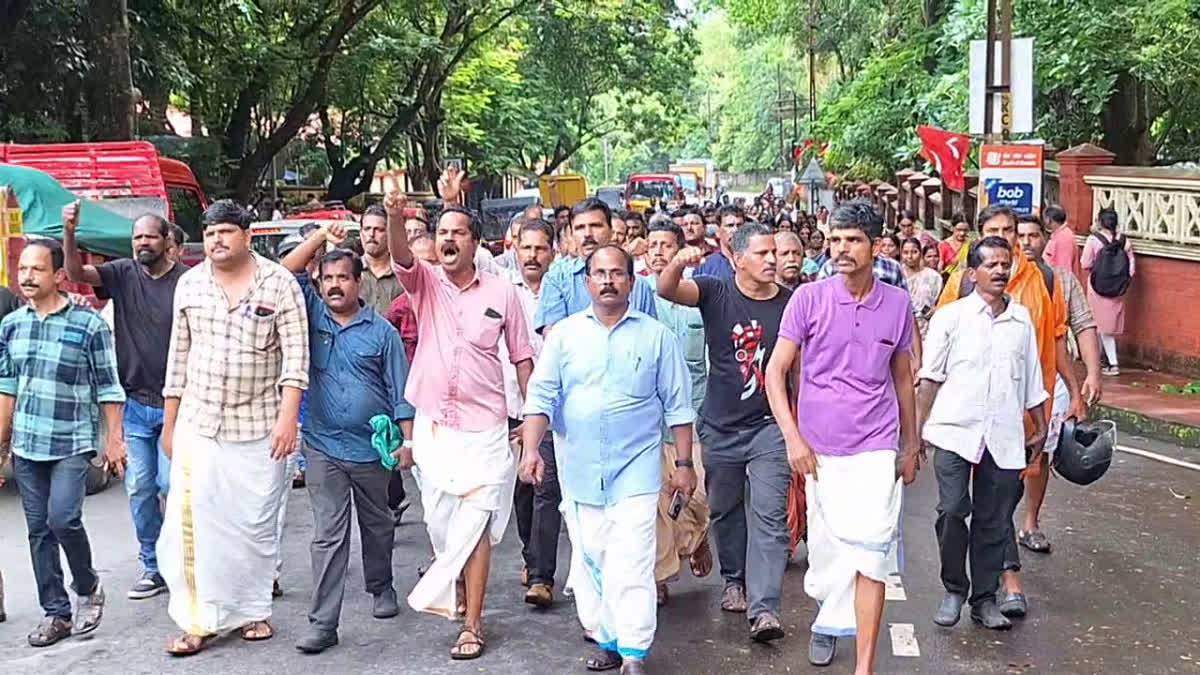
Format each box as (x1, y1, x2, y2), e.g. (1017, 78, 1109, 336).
(0, 140, 209, 263)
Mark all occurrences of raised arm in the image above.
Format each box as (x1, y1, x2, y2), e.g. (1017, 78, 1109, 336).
(384, 191, 414, 268)
(280, 222, 345, 274)
(61, 200, 103, 286)
(657, 247, 705, 306)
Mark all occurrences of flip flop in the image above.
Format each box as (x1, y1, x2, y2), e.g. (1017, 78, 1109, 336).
(166, 633, 218, 656)
(586, 649, 622, 671)
(450, 628, 485, 660)
(240, 621, 274, 641)
(690, 536, 713, 578)
(1018, 529, 1051, 553)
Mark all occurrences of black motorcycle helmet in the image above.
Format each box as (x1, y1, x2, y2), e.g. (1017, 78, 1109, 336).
(1053, 418, 1115, 486)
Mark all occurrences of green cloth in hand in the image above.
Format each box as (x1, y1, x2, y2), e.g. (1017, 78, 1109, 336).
(370, 414, 401, 470)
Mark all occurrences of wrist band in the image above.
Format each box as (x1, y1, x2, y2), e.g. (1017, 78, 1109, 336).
(674, 459, 694, 468)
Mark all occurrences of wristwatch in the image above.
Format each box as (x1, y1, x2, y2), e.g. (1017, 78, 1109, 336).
(402, 440, 414, 449)
(674, 459, 694, 468)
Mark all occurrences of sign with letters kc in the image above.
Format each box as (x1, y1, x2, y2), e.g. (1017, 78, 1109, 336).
(978, 144, 1043, 217)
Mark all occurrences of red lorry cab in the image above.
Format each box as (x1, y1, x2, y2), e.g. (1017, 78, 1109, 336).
(0, 141, 209, 265)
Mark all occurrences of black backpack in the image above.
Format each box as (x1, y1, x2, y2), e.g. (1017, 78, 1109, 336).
(1089, 232, 1132, 298)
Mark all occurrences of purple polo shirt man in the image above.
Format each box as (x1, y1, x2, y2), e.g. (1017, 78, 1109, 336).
(763, 199, 919, 673)
(780, 277, 913, 454)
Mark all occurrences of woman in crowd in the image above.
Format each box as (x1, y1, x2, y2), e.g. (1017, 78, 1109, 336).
(805, 229, 828, 268)
(1081, 207, 1136, 375)
(877, 233, 902, 261)
(938, 212, 972, 275)
(900, 237, 943, 337)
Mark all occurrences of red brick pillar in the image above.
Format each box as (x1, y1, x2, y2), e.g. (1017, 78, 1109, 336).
(1055, 143, 1116, 234)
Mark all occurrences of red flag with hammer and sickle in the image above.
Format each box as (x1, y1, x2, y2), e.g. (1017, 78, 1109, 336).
(917, 125, 970, 191)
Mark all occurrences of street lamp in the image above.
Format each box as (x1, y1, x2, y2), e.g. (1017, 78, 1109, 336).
(799, 157, 826, 215)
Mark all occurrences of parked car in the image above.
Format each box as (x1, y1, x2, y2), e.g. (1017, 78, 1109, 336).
(595, 186, 625, 211)
(250, 219, 360, 261)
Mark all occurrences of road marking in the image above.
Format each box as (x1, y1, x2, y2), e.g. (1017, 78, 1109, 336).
(889, 622, 920, 657)
(885, 574, 907, 601)
(1116, 445, 1200, 472)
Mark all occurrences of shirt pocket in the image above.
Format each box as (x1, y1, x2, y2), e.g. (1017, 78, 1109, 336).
(614, 353, 656, 399)
(240, 311, 277, 351)
(312, 330, 334, 370)
(860, 337, 897, 387)
(54, 325, 89, 383)
(684, 320, 707, 364)
(466, 314, 504, 351)
(354, 343, 384, 378)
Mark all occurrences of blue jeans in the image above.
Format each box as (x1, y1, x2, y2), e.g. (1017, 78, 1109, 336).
(124, 398, 170, 574)
(13, 453, 99, 618)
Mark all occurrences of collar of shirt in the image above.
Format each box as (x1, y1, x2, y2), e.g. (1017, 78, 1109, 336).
(582, 302, 640, 330)
(831, 274, 884, 310)
(963, 291, 1019, 322)
(199, 252, 269, 305)
(364, 264, 395, 280)
(507, 267, 542, 301)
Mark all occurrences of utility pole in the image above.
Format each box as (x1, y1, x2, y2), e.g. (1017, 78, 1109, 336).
(777, 64, 786, 171)
(983, 0, 1013, 143)
(808, 0, 817, 125)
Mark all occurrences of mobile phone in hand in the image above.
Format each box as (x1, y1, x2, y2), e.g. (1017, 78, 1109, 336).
(668, 490, 685, 520)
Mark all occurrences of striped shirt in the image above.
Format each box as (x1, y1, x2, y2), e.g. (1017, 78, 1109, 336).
(0, 301, 125, 460)
(164, 254, 310, 441)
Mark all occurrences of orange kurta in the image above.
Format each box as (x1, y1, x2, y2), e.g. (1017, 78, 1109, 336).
(937, 252, 1067, 403)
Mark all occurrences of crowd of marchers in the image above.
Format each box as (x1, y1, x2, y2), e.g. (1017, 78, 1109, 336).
(0, 165, 1131, 675)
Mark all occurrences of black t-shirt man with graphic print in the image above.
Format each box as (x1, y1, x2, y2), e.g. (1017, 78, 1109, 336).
(693, 276, 791, 433)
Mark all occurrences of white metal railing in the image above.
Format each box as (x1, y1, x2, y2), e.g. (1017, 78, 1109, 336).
(1086, 167, 1200, 261)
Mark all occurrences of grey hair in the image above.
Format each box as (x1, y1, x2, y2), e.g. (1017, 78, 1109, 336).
(774, 231, 803, 248)
(731, 222, 774, 254)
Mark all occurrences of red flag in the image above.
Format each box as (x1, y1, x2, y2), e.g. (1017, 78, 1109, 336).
(917, 125, 970, 191)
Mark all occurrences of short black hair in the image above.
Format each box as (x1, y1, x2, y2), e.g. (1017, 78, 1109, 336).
(298, 221, 322, 238)
(828, 199, 884, 239)
(438, 205, 482, 241)
(570, 198, 612, 228)
(24, 238, 65, 270)
(168, 223, 187, 247)
(518, 219, 556, 246)
(977, 204, 1017, 230)
(363, 204, 388, 221)
(135, 213, 171, 237)
(898, 209, 917, 223)
(319, 249, 363, 280)
(1097, 207, 1118, 232)
(901, 237, 923, 252)
(718, 204, 745, 223)
(584, 244, 634, 278)
(967, 236, 1012, 268)
(203, 199, 252, 229)
(647, 220, 685, 248)
(1017, 213, 1045, 233)
(1043, 205, 1067, 226)
(554, 204, 570, 217)
(624, 210, 645, 226)
(731, 222, 773, 254)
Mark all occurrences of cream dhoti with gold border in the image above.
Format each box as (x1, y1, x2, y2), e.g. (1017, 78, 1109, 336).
(407, 412, 515, 618)
(157, 419, 289, 636)
(654, 439, 710, 583)
(804, 449, 903, 637)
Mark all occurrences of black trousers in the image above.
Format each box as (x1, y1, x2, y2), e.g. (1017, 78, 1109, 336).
(387, 471, 406, 510)
(511, 418, 562, 587)
(934, 447, 1023, 607)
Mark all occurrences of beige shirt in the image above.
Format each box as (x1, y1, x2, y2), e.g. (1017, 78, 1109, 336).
(360, 264, 405, 317)
(164, 253, 310, 440)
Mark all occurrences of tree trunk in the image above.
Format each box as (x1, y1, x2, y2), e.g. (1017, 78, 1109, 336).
(1102, 71, 1153, 165)
(85, 0, 136, 141)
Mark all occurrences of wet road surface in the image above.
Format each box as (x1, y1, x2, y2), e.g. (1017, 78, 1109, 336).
(0, 434, 1196, 674)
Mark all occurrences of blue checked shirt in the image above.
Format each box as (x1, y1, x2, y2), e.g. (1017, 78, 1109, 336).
(533, 256, 658, 332)
(817, 254, 910, 292)
(0, 302, 125, 461)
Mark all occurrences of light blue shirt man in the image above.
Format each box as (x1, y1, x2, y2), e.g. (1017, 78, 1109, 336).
(523, 307, 695, 506)
(533, 256, 658, 332)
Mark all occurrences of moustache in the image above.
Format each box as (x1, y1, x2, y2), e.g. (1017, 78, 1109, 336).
(581, 237, 598, 247)
(835, 256, 853, 264)
(441, 243, 459, 256)
(993, 275, 1010, 285)
(327, 290, 344, 298)
(599, 287, 617, 296)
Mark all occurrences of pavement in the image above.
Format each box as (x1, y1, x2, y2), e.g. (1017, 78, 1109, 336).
(1090, 368, 1200, 452)
(1, 436, 1198, 675)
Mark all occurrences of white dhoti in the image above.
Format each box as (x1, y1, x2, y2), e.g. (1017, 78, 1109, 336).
(804, 450, 903, 637)
(158, 420, 288, 635)
(561, 493, 658, 660)
(407, 413, 515, 618)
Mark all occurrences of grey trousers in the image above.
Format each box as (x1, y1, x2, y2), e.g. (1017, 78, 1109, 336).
(304, 447, 395, 633)
(700, 421, 791, 620)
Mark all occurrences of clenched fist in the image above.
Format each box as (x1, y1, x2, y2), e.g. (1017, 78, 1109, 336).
(383, 191, 408, 218)
(673, 246, 706, 267)
(62, 200, 81, 235)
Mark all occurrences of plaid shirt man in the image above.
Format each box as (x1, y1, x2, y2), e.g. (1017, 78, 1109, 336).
(0, 302, 125, 461)
(164, 253, 310, 441)
(817, 254, 910, 292)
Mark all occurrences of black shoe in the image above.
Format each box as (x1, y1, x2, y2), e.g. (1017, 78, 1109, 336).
(127, 572, 168, 600)
(392, 502, 409, 527)
(970, 600, 1013, 630)
(997, 591, 1028, 618)
(373, 587, 400, 619)
(808, 632, 837, 666)
(295, 629, 338, 654)
(933, 592, 966, 627)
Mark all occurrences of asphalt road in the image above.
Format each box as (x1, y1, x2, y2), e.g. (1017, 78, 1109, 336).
(0, 435, 1196, 674)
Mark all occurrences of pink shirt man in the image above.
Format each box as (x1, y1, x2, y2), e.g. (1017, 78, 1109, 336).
(393, 259, 535, 431)
(1043, 223, 1081, 278)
